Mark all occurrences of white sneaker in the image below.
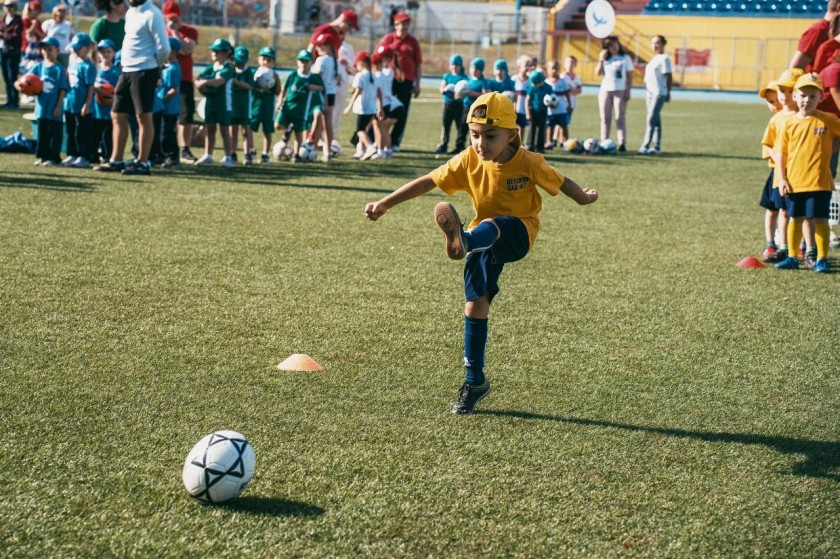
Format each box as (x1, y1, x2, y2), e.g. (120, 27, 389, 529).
(195, 154, 214, 166)
(352, 149, 364, 160)
(221, 155, 235, 168)
(360, 145, 378, 161)
(61, 156, 75, 166)
(637, 147, 648, 155)
(71, 157, 90, 168)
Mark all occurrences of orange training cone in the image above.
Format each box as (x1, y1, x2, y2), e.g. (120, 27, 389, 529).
(276, 354, 324, 372)
(736, 256, 766, 269)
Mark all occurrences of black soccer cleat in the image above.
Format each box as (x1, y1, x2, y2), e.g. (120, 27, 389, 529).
(451, 381, 491, 414)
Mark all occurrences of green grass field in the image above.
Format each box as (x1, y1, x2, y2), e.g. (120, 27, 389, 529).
(1, 96, 838, 557)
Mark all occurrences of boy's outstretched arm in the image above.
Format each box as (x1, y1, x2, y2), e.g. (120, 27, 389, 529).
(365, 175, 437, 221)
(560, 176, 599, 205)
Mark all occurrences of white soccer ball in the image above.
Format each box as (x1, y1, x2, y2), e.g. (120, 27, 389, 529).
(182, 430, 256, 504)
(454, 80, 471, 99)
(272, 140, 293, 160)
(543, 93, 559, 108)
(298, 142, 317, 161)
(583, 138, 602, 154)
(598, 138, 617, 154)
(254, 67, 276, 90)
(330, 139, 342, 157)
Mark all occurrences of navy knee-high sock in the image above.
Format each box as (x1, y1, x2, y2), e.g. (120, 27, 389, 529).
(464, 316, 488, 385)
(465, 221, 499, 253)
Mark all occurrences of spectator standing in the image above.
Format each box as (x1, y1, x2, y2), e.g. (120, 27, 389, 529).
(0, 0, 23, 108)
(21, 1, 44, 66)
(42, 4, 72, 67)
(377, 12, 422, 151)
(791, 0, 840, 71)
(812, 15, 840, 74)
(332, 37, 355, 149)
(596, 35, 633, 152)
(90, 0, 126, 51)
(307, 9, 357, 59)
(162, 0, 198, 163)
(94, 0, 169, 175)
(639, 35, 672, 155)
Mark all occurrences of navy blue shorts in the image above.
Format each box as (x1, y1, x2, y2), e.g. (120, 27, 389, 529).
(786, 190, 832, 219)
(759, 169, 785, 211)
(516, 113, 528, 128)
(463, 216, 530, 303)
(548, 113, 569, 127)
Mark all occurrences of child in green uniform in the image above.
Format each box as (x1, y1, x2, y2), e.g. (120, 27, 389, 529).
(231, 45, 255, 165)
(251, 46, 281, 163)
(275, 49, 324, 163)
(195, 38, 236, 167)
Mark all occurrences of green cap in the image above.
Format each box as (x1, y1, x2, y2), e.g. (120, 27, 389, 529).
(297, 49, 313, 62)
(210, 38, 232, 52)
(258, 46, 276, 59)
(233, 45, 249, 63)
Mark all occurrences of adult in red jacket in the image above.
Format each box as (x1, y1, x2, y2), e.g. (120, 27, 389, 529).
(791, 0, 840, 71)
(376, 12, 421, 151)
(307, 9, 357, 57)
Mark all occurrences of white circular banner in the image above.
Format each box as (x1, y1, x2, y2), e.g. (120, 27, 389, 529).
(585, 0, 616, 39)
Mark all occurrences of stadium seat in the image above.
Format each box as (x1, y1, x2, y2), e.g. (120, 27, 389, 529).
(643, 0, 824, 15)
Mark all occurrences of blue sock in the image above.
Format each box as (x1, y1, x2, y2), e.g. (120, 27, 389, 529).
(464, 316, 488, 385)
(464, 221, 498, 253)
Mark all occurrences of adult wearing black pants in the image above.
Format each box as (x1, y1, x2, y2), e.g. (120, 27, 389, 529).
(0, 0, 23, 108)
(377, 12, 421, 151)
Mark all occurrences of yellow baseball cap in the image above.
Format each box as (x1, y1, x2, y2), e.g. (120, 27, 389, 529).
(467, 92, 517, 129)
(794, 72, 823, 91)
(776, 68, 804, 89)
(758, 80, 778, 99)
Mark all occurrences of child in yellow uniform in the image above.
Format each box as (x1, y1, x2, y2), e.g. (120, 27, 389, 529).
(760, 69, 801, 262)
(364, 92, 598, 414)
(776, 72, 840, 273)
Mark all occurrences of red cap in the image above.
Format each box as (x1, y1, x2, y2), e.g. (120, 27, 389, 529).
(370, 52, 382, 64)
(342, 9, 359, 30)
(394, 13, 411, 24)
(29, 1, 43, 11)
(162, 0, 180, 18)
(354, 51, 369, 64)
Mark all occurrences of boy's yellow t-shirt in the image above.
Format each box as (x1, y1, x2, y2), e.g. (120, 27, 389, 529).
(429, 146, 565, 248)
(781, 110, 840, 193)
(760, 109, 794, 181)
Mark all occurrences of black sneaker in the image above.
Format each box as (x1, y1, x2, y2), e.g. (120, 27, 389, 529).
(804, 253, 817, 269)
(447, 147, 463, 155)
(764, 248, 788, 263)
(180, 149, 198, 164)
(434, 145, 447, 154)
(451, 381, 491, 414)
(121, 161, 151, 175)
(260, 153, 270, 164)
(618, 144, 627, 152)
(93, 160, 126, 172)
(434, 202, 467, 260)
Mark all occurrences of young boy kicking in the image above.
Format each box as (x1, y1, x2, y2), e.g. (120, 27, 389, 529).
(364, 92, 598, 414)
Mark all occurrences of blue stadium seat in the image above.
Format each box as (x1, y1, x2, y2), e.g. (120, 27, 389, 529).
(643, 0, 819, 15)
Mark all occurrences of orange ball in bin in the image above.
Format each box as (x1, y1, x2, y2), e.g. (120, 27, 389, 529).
(19, 74, 43, 96)
(95, 82, 115, 106)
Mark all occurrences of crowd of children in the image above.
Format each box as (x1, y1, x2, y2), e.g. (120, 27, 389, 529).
(758, 67, 840, 274)
(435, 53, 582, 155)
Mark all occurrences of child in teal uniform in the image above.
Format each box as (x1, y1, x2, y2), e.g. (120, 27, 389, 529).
(62, 32, 96, 168)
(92, 38, 120, 163)
(195, 38, 237, 167)
(525, 70, 552, 153)
(250, 46, 281, 164)
(17, 37, 68, 166)
(453, 57, 488, 154)
(158, 37, 182, 167)
(435, 54, 466, 155)
(231, 45, 255, 164)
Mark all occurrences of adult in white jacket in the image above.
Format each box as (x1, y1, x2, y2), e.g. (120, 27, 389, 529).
(95, 0, 169, 175)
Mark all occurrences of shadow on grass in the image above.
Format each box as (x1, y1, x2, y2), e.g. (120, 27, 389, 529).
(219, 496, 325, 517)
(0, 174, 96, 192)
(477, 409, 840, 481)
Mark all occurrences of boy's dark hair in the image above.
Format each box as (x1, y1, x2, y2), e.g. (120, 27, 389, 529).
(94, 0, 119, 12)
(655, 35, 667, 46)
(602, 35, 626, 56)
